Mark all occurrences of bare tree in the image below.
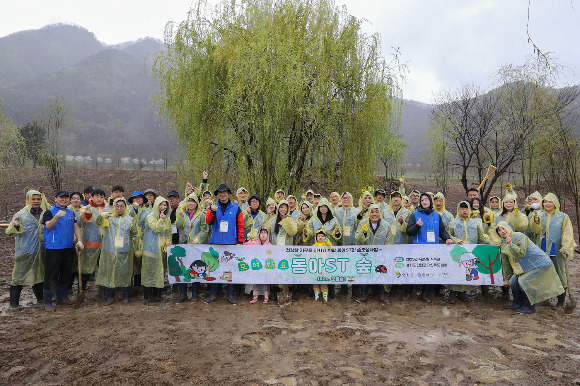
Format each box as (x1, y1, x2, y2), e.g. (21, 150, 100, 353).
(39, 98, 70, 192)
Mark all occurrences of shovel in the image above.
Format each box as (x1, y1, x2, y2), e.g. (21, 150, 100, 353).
(563, 259, 576, 314)
(74, 245, 85, 308)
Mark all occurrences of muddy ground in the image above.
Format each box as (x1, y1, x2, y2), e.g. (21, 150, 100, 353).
(0, 169, 579, 385)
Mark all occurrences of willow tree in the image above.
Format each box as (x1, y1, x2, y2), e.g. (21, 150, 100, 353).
(153, 0, 404, 199)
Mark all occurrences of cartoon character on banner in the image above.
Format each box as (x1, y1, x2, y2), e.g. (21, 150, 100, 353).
(189, 260, 207, 280)
(460, 254, 480, 281)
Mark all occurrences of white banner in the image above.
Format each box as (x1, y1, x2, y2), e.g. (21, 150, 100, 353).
(167, 243, 502, 285)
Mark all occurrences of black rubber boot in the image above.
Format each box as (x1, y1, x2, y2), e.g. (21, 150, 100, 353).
(556, 290, 566, 308)
(356, 285, 368, 303)
(501, 286, 510, 300)
(82, 274, 90, 291)
(133, 274, 141, 287)
(378, 285, 388, 303)
(270, 285, 278, 301)
(328, 284, 336, 299)
(32, 283, 44, 302)
(504, 282, 523, 310)
(9, 285, 22, 308)
(144, 287, 153, 305)
(176, 284, 188, 303)
(515, 293, 536, 314)
(448, 290, 457, 304)
(191, 282, 199, 302)
(154, 288, 163, 302)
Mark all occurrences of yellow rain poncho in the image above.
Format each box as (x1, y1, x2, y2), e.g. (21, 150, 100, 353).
(79, 200, 107, 274)
(355, 204, 394, 245)
(529, 193, 576, 288)
(265, 200, 298, 246)
(304, 198, 342, 245)
(497, 221, 564, 304)
(175, 193, 209, 245)
(357, 191, 375, 221)
(295, 201, 312, 245)
(5, 190, 45, 285)
(433, 192, 454, 228)
(95, 198, 138, 288)
(334, 192, 360, 245)
(142, 196, 172, 288)
(447, 201, 491, 293)
(494, 194, 528, 232)
(263, 197, 277, 224)
(382, 194, 411, 245)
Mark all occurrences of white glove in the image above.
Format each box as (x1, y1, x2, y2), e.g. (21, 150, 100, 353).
(13, 217, 22, 226)
(133, 202, 139, 208)
(76, 241, 84, 250)
(102, 212, 111, 219)
(55, 210, 66, 218)
(211, 204, 218, 212)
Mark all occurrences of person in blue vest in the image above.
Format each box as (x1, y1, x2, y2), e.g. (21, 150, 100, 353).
(406, 193, 454, 303)
(42, 190, 84, 312)
(204, 183, 244, 304)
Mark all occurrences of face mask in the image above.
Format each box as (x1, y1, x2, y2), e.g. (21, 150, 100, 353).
(530, 202, 541, 210)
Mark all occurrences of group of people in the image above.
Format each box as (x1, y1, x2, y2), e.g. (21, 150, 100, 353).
(6, 172, 574, 314)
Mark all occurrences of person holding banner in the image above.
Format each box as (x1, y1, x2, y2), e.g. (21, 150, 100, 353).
(312, 229, 333, 302)
(406, 193, 454, 303)
(95, 198, 138, 305)
(383, 191, 412, 299)
(142, 196, 172, 305)
(204, 183, 244, 305)
(174, 192, 208, 303)
(355, 204, 394, 303)
(529, 193, 576, 309)
(446, 201, 492, 304)
(496, 221, 564, 314)
(304, 198, 342, 246)
(244, 228, 272, 304)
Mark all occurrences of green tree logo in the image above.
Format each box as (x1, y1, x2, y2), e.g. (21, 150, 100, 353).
(201, 247, 220, 281)
(472, 245, 501, 285)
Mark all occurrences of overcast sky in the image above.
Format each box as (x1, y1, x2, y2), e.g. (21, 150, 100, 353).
(1, 0, 577, 103)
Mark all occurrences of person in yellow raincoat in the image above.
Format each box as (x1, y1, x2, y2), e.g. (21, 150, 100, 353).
(264, 197, 277, 224)
(446, 201, 491, 304)
(329, 192, 341, 214)
(529, 193, 576, 309)
(356, 191, 375, 222)
(433, 192, 454, 229)
(355, 204, 394, 303)
(95, 198, 138, 305)
(496, 221, 564, 313)
(142, 196, 172, 305)
(243, 194, 267, 242)
(524, 191, 542, 245)
(334, 192, 360, 246)
(6, 190, 45, 307)
(78, 188, 107, 294)
(494, 193, 529, 297)
(174, 192, 209, 302)
(265, 200, 298, 246)
(295, 200, 313, 246)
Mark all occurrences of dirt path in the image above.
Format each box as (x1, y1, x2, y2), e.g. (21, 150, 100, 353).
(1, 277, 578, 385)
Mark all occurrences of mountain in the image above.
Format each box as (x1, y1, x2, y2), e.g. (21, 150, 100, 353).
(399, 99, 431, 164)
(0, 24, 172, 159)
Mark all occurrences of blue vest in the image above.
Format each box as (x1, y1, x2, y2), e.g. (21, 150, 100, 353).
(44, 205, 75, 249)
(413, 210, 440, 244)
(513, 233, 552, 272)
(209, 201, 239, 245)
